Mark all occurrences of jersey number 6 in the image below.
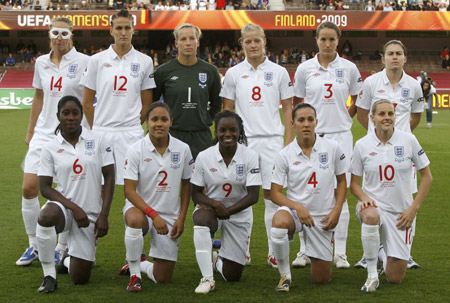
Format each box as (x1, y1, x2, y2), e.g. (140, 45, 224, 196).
(73, 159, 83, 174)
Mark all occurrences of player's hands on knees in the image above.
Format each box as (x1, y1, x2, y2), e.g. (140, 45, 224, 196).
(321, 208, 341, 230)
(396, 207, 417, 230)
(72, 204, 90, 228)
(295, 205, 314, 228)
(212, 201, 230, 220)
(152, 215, 169, 235)
(94, 214, 109, 238)
(360, 199, 377, 211)
(170, 218, 184, 239)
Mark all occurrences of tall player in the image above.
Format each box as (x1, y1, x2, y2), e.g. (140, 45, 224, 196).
(350, 100, 432, 292)
(18, 17, 89, 267)
(293, 21, 362, 269)
(81, 9, 155, 185)
(271, 103, 347, 292)
(221, 23, 294, 268)
(355, 40, 424, 269)
(153, 23, 222, 160)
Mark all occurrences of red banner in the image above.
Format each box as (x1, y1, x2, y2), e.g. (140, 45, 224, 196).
(0, 11, 449, 31)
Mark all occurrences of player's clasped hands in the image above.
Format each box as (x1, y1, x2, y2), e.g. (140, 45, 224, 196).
(212, 201, 231, 220)
(295, 204, 314, 228)
(152, 215, 169, 235)
(71, 203, 90, 228)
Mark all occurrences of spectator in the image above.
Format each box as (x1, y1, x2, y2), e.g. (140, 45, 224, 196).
(190, 0, 197, 9)
(46, 1, 54, 10)
(441, 46, 449, 60)
(326, 0, 336, 10)
(215, 52, 226, 67)
(290, 47, 300, 62)
(298, 49, 310, 63)
(153, 52, 159, 68)
(316, 0, 327, 9)
(164, 0, 172, 9)
(365, 0, 375, 10)
(33, 0, 41, 10)
(72, 3, 79, 9)
(442, 54, 450, 69)
(336, 0, 345, 10)
(342, 40, 352, 56)
(376, 1, 384, 9)
(274, 53, 282, 65)
(12, 2, 21, 9)
(216, 0, 226, 9)
(80, 1, 89, 9)
(3, 1, 12, 10)
(439, 1, 448, 11)
(233, 0, 242, 9)
(6, 53, 15, 66)
(55, 3, 62, 10)
(115, 0, 125, 9)
(180, 2, 188, 9)
(225, 0, 234, 9)
(228, 53, 239, 67)
(154, 0, 164, 9)
(198, 0, 208, 10)
(280, 49, 289, 64)
(267, 50, 275, 62)
(23, 49, 33, 63)
(383, 1, 394, 10)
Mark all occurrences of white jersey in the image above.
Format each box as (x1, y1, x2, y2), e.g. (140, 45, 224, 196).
(294, 54, 362, 134)
(124, 135, 193, 219)
(350, 130, 430, 213)
(271, 136, 347, 216)
(80, 45, 156, 129)
(32, 47, 89, 137)
(38, 128, 114, 217)
(190, 143, 262, 218)
(220, 58, 294, 137)
(356, 69, 424, 133)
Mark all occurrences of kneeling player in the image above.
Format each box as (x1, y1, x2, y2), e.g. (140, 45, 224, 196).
(350, 100, 432, 293)
(270, 103, 347, 291)
(191, 111, 261, 294)
(122, 102, 193, 292)
(36, 96, 115, 292)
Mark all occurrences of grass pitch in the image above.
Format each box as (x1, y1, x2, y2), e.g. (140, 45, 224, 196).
(0, 109, 449, 303)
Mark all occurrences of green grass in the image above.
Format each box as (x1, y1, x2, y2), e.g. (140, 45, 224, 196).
(1, 109, 449, 302)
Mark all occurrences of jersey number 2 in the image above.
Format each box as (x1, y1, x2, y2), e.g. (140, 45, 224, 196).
(158, 171, 168, 186)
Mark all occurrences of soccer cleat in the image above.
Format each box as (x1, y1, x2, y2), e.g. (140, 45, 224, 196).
(354, 257, 367, 269)
(119, 253, 147, 276)
(292, 252, 311, 268)
(427, 123, 432, 129)
(127, 275, 142, 292)
(267, 254, 278, 269)
(16, 246, 39, 266)
(212, 251, 219, 273)
(361, 277, 379, 293)
(275, 275, 291, 292)
(195, 277, 215, 294)
(244, 252, 251, 266)
(212, 239, 221, 249)
(407, 257, 420, 269)
(334, 254, 351, 269)
(38, 276, 58, 293)
(57, 247, 69, 274)
(54, 250, 61, 265)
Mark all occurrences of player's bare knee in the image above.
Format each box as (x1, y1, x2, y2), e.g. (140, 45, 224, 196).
(72, 276, 90, 285)
(22, 184, 39, 199)
(312, 274, 330, 284)
(272, 212, 290, 229)
(387, 274, 404, 284)
(361, 210, 380, 226)
(155, 274, 172, 284)
(38, 209, 58, 227)
(225, 272, 242, 282)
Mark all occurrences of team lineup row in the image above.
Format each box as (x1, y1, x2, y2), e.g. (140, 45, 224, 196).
(16, 9, 431, 294)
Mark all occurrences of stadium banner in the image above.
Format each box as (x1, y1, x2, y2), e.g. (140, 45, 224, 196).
(0, 89, 34, 109)
(0, 11, 450, 31)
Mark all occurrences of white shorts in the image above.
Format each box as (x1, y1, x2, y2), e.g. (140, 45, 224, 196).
(276, 206, 334, 262)
(24, 133, 52, 174)
(123, 202, 179, 262)
(247, 136, 283, 190)
(45, 201, 97, 262)
(320, 130, 352, 188)
(98, 127, 144, 185)
(194, 206, 252, 265)
(355, 202, 414, 261)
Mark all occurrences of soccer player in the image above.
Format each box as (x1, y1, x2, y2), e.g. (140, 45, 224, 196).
(192, 111, 261, 294)
(270, 103, 347, 292)
(36, 96, 115, 292)
(81, 9, 155, 185)
(221, 23, 294, 268)
(355, 40, 424, 269)
(350, 100, 432, 292)
(153, 23, 222, 160)
(18, 17, 89, 267)
(121, 103, 193, 292)
(293, 21, 361, 269)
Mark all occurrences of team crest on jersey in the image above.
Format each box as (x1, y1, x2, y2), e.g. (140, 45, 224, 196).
(67, 64, 78, 79)
(131, 63, 140, 78)
(264, 72, 273, 82)
(394, 146, 404, 162)
(319, 152, 329, 169)
(236, 164, 245, 181)
(171, 152, 181, 169)
(400, 88, 410, 103)
(85, 140, 95, 155)
(335, 69, 344, 83)
(199, 73, 207, 83)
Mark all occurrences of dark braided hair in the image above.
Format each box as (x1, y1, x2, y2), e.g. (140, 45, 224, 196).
(213, 110, 248, 146)
(54, 95, 83, 135)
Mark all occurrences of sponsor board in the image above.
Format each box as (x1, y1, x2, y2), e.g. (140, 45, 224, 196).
(0, 89, 34, 109)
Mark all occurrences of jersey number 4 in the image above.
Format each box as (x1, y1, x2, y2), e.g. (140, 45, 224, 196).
(308, 172, 318, 188)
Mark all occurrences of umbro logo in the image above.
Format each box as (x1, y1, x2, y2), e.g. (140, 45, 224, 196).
(369, 152, 377, 156)
(377, 89, 385, 93)
(209, 168, 217, 172)
(44, 66, 50, 69)
(144, 158, 152, 162)
(293, 161, 301, 165)
(312, 73, 320, 77)
(171, 76, 179, 80)
(241, 75, 249, 79)
(57, 149, 64, 153)
(103, 63, 112, 68)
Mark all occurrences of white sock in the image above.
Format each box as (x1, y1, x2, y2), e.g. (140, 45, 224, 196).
(361, 223, 379, 279)
(299, 231, 306, 254)
(215, 257, 227, 281)
(125, 227, 143, 278)
(64, 256, 70, 273)
(264, 199, 278, 255)
(334, 209, 349, 256)
(22, 197, 40, 245)
(57, 231, 68, 251)
(194, 226, 213, 278)
(36, 224, 56, 279)
(140, 260, 157, 283)
(271, 227, 291, 280)
(29, 235, 37, 250)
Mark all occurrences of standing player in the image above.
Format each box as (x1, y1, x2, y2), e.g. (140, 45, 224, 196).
(350, 100, 432, 292)
(271, 103, 347, 292)
(121, 103, 193, 292)
(191, 111, 261, 294)
(355, 40, 424, 269)
(153, 23, 222, 160)
(293, 21, 361, 269)
(81, 9, 155, 185)
(221, 23, 294, 268)
(36, 96, 115, 292)
(18, 17, 89, 266)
